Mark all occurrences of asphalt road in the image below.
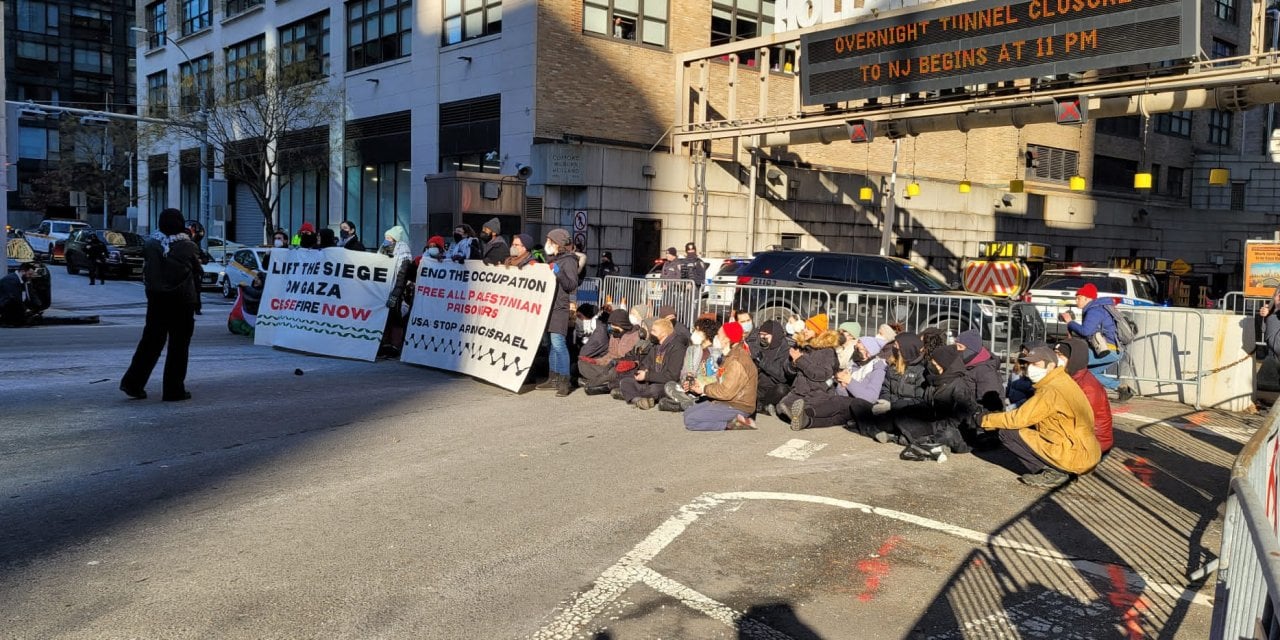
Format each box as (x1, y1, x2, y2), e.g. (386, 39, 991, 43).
(0, 268, 1254, 639)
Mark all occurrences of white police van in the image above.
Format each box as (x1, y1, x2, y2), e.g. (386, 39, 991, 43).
(1027, 266, 1159, 337)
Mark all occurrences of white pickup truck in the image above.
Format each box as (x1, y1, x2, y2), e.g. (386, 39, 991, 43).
(24, 219, 90, 262)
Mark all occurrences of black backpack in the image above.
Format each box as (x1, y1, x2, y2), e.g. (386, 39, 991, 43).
(1104, 305, 1139, 346)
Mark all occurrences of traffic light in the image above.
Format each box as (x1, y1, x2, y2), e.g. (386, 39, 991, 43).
(846, 120, 875, 143)
(1054, 96, 1087, 125)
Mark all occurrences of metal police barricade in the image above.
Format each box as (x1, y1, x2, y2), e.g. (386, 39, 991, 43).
(1118, 305, 1207, 408)
(1210, 406, 1280, 639)
(832, 290, 1030, 358)
(727, 284, 833, 328)
(601, 275, 702, 328)
(576, 277, 601, 308)
(1222, 291, 1268, 316)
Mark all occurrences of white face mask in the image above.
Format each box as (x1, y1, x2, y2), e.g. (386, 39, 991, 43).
(785, 320, 804, 335)
(740, 321, 753, 334)
(1026, 364, 1048, 383)
(545, 242, 558, 255)
(273, 239, 284, 247)
(1056, 357, 1068, 369)
(691, 330, 706, 345)
(713, 337, 728, 352)
(427, 247, 441, 257)
(629, 313, 642, 326)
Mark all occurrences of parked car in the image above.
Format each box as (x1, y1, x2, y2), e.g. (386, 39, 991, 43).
(64, 229, 145, 279)
(207, 237, 247, 262)
(222, 247, 273, 298)
(703, 257, 753, 309)
(5, 229, 51, 310)
(25, 219, 90, 262)
(732, 250, 1043, 354)
(1026, 266, 1159, 337)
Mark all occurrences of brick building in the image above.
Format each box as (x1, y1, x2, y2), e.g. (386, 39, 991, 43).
(133, 0, 1280, 291)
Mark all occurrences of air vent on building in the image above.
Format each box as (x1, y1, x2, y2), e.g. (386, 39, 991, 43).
(440, 95, 501, 127)
(345, 111, 411, 140)
(525, 196, 544, 222)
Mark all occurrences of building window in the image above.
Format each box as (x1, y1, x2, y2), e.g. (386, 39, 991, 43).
(1214, 0, 1236, 22)
(280, 12, 330, 83)
(144, 1, 166, 48)
(180, 0, 211, 37)
(225, 36, 266, 101)
(1212, 38, 1237, 60)
(70, 7, 111, 31)
(148, 155, 169, 227)
(72, 47, 113, 74)
(439, 95, 501, 173)
(583, 0, 669, 47)
(780, 233, 801, 250)
(226, 0, 264, 17)
(710, 0, 795, 70)
(1165, 166, 1185, 197)
(16, 42, 59, 62)
(16, 0, 58, 35)
(179, 55, 214, 114)
(345, 113, 411, 246)
(18, 126, 59, 160)
(1025, 144, 1079, 182)
(1230, 181, 1246, 211)
(1209, 110, 1233, 146)
(1154, 111, 1191, 137)
(444, 0, 501, 45)
(1092, 155, 1138, 192)
(1095, 116, 1141, 139)
(346, 0, 412, 71)
(147, 72, 169, 118)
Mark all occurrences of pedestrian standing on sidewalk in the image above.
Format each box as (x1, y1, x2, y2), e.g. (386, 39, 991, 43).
(121, 208, 203, 401)
(84, 233, 108, 285)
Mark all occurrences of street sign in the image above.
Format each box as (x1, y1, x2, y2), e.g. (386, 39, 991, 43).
(800, 0, 1199, 104)
(847, 119, 875, 143)
(1171, 258, 1192, 276)
(572, 210, 587, 232)
(574, 231, 588, 249)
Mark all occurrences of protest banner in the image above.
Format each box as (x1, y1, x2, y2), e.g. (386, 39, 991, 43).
(255, 248, 396, 361)
(400, 261, 555, 391)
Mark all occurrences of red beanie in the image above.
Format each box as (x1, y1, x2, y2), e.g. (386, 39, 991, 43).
(722, 321, 744, 345)
(427, 235, 445, 248)
(299, 222, 315, 234)
(1077, 283, 1098, 300)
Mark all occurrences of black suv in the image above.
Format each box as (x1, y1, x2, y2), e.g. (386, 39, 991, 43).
(64, 229, 145, 279)
(732, 251, 1043, 354)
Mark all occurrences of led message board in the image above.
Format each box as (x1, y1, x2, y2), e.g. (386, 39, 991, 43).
(800, 0, 1199, 105)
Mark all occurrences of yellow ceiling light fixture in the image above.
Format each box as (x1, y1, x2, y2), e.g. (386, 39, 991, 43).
(1134, 172, 1153, 190)
(1135, 112, 1152, 191)
(1068, 124, 1086, 192)
(958, 180, 972, 193)
(859, 186, 874, 201)
(1069, 175, 1087, 191)
(1209, 167, 1230, 185)
(906, 182, 921, 197)
(906, 136, 921, 197)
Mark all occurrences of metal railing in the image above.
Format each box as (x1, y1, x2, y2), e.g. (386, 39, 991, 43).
(721, 284, 834, 328)
(576, 277, 602, 308)
(1211, 406, 1280, 639)
(1222, 292, 1268, 316)
(601, 276, 703, 328)
(1120, 305, 1208, 409)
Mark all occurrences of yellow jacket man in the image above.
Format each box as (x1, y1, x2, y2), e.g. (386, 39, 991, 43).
(981, 345, 1100, 488)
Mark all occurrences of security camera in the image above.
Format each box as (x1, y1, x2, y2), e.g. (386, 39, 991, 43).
(515, 163, 532, 178)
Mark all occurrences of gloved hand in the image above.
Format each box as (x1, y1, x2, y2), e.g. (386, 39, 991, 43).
(451, 254, 465, 264)
(871, 399, 891, 415)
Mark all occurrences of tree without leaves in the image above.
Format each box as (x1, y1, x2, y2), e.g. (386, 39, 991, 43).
(139, 58, 346, 242)
(24, 118, 136, 225)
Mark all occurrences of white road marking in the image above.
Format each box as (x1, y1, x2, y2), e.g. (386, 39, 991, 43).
(767, 439, 827, 461)
(531, 491, 1210, 639)
(636, 567, 794, 640)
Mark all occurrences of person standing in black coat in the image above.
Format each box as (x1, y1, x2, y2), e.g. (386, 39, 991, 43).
(85, 234, 109, 285)
(121, 208, 203, 401)
(535, 228, 579, 396)
(597, 251, 619, 278)
(337, 220, 366, 252)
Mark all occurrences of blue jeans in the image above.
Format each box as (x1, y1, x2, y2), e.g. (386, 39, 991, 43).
(548, 332, 569, 376)
(684, 402, 747, 431)
(1087, 349, 1121, 390)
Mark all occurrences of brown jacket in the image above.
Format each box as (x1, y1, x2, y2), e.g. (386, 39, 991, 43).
(981, 365, 1100, 475)
(704, 344, 758, 414)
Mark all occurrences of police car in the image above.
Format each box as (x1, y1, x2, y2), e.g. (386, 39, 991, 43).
(1026, 266, 1159, 337)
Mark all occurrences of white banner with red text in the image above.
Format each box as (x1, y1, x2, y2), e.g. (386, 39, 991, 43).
(254, 248, 396, 361)
(400, 261, 555, 391)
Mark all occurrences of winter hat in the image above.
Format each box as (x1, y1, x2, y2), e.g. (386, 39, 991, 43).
(878, 324, 897, 342)
(384, 225, 408, 245)
(896, 332, 925, 365)
(483, 217, 501, 235)
(722, 321, 744, 345)
(514, 233, 534, 251)
(666, 247, 678, 257)
(805, 313, 829, 334)
(546, 228, 571, 247)
(427, 235, 446, 249)
(956, 329, 983, 363)
(299, 222, 316, 234)
(1077, 283, 1098, 300)
(838, 321, 862, 337)
(858, 336, 884, 358)
(158, 209, 186, 235)
(1019, 345, 1058, 366)
(656, 305, 677, 319)
(607, 308, 632, 330)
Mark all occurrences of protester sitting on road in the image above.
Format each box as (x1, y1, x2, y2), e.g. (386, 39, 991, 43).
(617, 318, 690, 409)
(877, 324, 898, 344)
(317, 228, 337, 249)
(1005, 341, 1044, 408)
(271, 230, 289, 248)
(446, 224, 481, 262)
(297, 222, 318, 249)
(664, 316, 721, 412)
(776, 329, 840, 426)
(503, 234, 537, 268)
(576, 304, 609, 360)
(893, 345, 980, 455)
(681, 322, 759, 431)
(981, 345, 1101, 488)
(791, 336, 888, 431)
(1054, 339, 1114, 457)
(1062, 283, 1134, 401)
(535, 228, 580, 396)
(578, 309, 640, 395)
(866, 333, 930, 444)
(0, 262, 43, 327)
(835, 321, 863, 370)
(479, 217, 510, 265)
(655, 305, 690, 342)
(954, 329, 1006, 411)
(752, 319, 795, 416)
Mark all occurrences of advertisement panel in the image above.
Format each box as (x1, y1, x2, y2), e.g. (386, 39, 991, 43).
(1245, 241, 1280, 298)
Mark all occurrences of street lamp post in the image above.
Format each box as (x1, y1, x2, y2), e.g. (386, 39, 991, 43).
(131, 27, 209, 250)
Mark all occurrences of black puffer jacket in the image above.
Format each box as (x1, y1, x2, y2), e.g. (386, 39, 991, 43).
(790, 332, 840, 399)
(546, 252, 579, 334)
(752, 320, 795, 389)
(963, 347, 1006, 411)
(882, 332, 927, 411)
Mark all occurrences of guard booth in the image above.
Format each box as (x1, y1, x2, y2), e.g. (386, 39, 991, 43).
(962, 241, 1049, 298)
(425, 171, 526, 242)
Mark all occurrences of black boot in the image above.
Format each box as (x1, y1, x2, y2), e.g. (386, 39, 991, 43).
(583, 384, 610, 396)
(557, 376, 573, 397)
(535, 373, 559, 391)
